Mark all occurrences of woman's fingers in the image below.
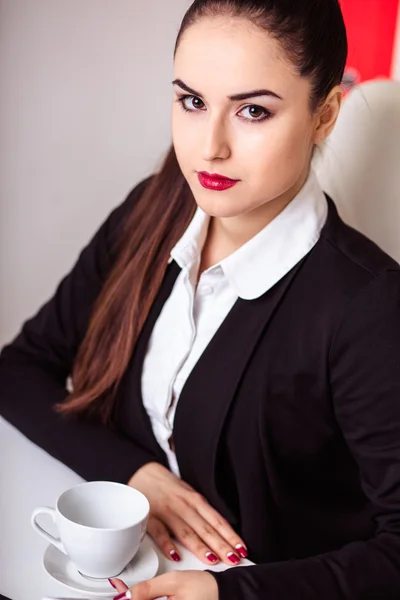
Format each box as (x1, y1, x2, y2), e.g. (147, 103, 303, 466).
(187, 506, 243, 564)
(109, 577, 128, 593)
(128, 462, 248, 567)
(113, 573, 180, 600)
(146, 515, 181, 562)
(164, 512, 220, 565)
(113, 571, 218, 600)
(194, 494, 248, 558)
(162, 511, 238, 566)
(170, 491, 247, 562)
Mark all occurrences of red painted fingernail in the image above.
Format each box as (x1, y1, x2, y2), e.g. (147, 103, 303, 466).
(113, 592, 131, 600)
(227, 552, 240, 564)
(205, 551, 219, 562)
(169, 550, 181, 562)
(235, 544, 248, 558)
(108, 578, 117, 589)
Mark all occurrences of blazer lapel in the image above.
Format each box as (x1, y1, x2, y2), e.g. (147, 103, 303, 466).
(173, 259, 306, 520)
(115, 261, 181, 463)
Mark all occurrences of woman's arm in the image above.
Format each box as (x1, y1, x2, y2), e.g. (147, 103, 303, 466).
(210, 269, 400, 599)
(0, 176, 160, 483)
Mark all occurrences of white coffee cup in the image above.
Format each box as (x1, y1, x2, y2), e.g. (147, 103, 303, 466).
(31, 481, 150, 579)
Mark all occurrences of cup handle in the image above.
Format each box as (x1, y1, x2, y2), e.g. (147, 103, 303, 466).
(31, 506, 67, 554)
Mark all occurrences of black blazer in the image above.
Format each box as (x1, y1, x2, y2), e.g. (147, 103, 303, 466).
(1, 178, 400, 600)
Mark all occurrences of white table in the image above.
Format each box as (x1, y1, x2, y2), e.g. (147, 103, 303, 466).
(0, 417, 249, 600)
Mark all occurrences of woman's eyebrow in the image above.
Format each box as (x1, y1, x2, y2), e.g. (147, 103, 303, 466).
(172, 78, 283, 101)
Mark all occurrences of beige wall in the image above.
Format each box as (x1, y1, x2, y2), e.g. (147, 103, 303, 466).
(0, 0, 190, 345)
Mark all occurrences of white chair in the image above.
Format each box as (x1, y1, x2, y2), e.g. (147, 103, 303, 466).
(313, 79, 400, 263)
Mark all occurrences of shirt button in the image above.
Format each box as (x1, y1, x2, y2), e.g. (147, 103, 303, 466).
(197, 285, 213, 296)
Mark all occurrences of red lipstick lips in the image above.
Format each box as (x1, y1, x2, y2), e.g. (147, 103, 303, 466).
(197, 171, 239, 191)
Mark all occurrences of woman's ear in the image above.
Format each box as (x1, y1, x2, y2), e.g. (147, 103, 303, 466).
(313, 85, 343, 145)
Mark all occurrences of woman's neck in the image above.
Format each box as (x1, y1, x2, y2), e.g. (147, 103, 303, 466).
(198, 170, 309, 276)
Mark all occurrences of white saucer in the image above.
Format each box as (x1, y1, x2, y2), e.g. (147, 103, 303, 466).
(43, 535, 159, 597)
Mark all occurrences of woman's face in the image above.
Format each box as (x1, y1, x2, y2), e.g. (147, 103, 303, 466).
(172, 17, 325, 219)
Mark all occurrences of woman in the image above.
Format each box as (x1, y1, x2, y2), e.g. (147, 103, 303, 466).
(1, 0, 400, 599)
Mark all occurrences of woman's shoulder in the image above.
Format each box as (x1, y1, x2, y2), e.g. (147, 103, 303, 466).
(318, 195, 399, 282)
(303, 196, 400, 324)
(97, 174, 155, 262)
(105, 175, 155, 237)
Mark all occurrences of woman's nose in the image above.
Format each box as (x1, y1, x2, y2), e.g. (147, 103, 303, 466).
(201, 118, 231, 162)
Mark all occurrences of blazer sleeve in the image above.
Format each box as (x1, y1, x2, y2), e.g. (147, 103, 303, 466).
(0, 176, 160, 484)
(211, 268, 400, 600)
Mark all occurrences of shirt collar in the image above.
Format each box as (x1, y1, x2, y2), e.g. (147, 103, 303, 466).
(169, 203, 210, 271)
(169, 168, 327, 300)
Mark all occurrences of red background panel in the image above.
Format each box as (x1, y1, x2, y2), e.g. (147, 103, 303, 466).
(340, 0, 400, 81)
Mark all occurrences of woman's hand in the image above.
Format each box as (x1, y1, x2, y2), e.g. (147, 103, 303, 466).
(128, 462, 247, 566)
(111, 571, 218, 600)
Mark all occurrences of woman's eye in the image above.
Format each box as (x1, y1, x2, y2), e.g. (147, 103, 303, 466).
(239, 105, 271, 122)
(177, 95, 205, 112)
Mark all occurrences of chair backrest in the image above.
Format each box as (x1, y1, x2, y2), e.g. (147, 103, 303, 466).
(313, 79, 400, 263)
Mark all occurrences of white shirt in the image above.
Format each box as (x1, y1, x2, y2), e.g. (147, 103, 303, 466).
(141, 169, 328, 477)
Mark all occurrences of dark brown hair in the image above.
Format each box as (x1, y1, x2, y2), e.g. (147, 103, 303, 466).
(58, 0, 347, 421)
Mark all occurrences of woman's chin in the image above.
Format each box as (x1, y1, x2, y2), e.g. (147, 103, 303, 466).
(194, 201, 245, 219)
(192, 191, 249, 219)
